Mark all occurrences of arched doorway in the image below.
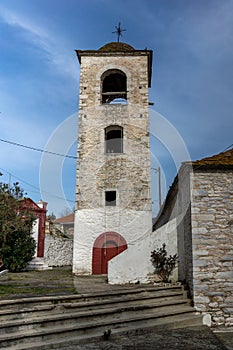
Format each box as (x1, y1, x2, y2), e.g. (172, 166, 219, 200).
(92, 232, 127, 274)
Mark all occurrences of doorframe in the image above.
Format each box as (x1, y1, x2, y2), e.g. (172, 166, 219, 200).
(92, 231, 127, 274)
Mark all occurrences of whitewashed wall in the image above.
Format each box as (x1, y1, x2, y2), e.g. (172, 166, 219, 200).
(31, 219, 39, 257)
(108, 218, 178, 284)
(73, 208, 152, 274)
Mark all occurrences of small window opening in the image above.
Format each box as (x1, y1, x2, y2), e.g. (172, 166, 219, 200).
(105, 125, 123, 153)
(101, 69, 127, 104)
(105, 191, 116, 206)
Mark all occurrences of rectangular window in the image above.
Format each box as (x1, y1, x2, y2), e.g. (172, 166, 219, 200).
(105, 126, 123, 154)
(105, 191, 116, 206)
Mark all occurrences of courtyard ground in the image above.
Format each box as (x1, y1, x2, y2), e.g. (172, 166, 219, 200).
(0, 266, 76, 298)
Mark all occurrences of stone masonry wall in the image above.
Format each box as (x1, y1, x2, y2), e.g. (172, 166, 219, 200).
(73, 53, 152, 274)
(191, 170, 233, 326)
(44, 234, 73, 267)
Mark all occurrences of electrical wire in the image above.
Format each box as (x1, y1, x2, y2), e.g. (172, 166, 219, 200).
(223, 143, 233, 152)
(0, 167, 75, 203)
(0, 138, 77, 159)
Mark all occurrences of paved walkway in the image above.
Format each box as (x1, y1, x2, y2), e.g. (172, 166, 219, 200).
(38, 326, 232, 350)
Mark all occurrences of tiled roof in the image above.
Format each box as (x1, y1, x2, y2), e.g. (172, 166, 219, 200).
(98, 42, 135, 52)
(191, 148, 233, 167)
(54, 213, 74, 224)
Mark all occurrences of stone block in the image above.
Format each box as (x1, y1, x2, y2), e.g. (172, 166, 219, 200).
(216, 271, 233, 279)
(226, 318, 233, 326)
(193, 259, 207, 267)
(202, 313, 212, 326)
(209, 302, 219, 308)
(194, 295, 210, 303)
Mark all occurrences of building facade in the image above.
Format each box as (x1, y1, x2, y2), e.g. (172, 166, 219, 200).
(154, 149, 233, 326)
(73, 42, 153, 275)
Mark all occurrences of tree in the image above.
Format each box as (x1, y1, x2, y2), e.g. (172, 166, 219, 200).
(47, 212, 56, 221)
(59, 207, 73, 218)
(0, 179, 36, 272)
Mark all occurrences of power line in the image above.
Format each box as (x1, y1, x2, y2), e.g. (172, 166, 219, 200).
(223, 143, 233, 152)
(0, 138, 77, 159)
(0, 167, 75, 203)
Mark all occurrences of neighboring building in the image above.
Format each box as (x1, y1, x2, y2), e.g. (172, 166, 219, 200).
(153, 149, 233, 326)
(73, 41, 153, 275)
(54, 213, 75, 236)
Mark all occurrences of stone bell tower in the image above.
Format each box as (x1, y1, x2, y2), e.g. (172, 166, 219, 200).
(73, 41, 153, 275)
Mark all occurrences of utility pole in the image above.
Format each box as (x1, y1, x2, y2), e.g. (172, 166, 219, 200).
(152, 167, 162, 209)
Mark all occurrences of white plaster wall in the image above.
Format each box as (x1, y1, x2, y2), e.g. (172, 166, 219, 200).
(108, 218, 178, 284)
(31, 219, 39, 257)
(73, 208, 152, 274)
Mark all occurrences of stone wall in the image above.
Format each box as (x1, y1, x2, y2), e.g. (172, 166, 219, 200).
(153, 165, 233, 326)
(108, 218, 178, 284)
(73, 52, 152, 274)
(44, 234, 73, 267)
(191, 170, 233, 326)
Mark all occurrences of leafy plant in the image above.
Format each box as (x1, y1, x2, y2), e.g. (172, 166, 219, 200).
(0, 179, 36, 272)
(151, 243, 178, 283)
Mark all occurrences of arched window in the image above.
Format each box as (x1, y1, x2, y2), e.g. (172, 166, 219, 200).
(101, 69, 127, 104)
(105, 125, 123, 154)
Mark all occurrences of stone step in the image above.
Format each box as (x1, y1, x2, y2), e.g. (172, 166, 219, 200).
(0, 299, 190, 333)
(0, 289, 187, 321)
(0, 285, 185, 311)
(1, 314, 203, 350)
(27, 258, 52, 271)
(0, 306, 201, 349)
(0, 284, 202, 349)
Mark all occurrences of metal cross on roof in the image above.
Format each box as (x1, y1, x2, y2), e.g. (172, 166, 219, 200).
(112, 22, 126, 42)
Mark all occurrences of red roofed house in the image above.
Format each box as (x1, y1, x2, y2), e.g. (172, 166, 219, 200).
(54, 213, 74, 237)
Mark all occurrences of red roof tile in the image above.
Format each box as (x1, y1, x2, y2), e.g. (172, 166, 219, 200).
(54, 213, 74, 224)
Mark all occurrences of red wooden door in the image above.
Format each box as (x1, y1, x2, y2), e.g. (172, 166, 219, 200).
(92, 232, 127, 275)
(101, 241, 118, 274)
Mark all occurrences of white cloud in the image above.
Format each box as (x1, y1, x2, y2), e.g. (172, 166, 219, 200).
(0, 6, 77, 79)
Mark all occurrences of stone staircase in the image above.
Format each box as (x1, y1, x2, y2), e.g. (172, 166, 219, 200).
(27, 258, 52, 271)
(0, 284, 203, 349)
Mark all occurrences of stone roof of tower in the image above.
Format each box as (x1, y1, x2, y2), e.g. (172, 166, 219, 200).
(98, 42, 135, 52)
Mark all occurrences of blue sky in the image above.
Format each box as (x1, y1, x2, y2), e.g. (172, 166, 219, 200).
(0, 0, 232, 216)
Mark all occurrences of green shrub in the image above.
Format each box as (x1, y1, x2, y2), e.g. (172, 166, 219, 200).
(1, 229, 36, 272)
(0, 180, 36, 272)
(151, 243, 178, 283)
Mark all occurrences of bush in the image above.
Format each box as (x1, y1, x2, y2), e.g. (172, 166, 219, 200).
(151, 243, 178, 283)
(0, 180, 36, 272)
(1, 229, 36, 272)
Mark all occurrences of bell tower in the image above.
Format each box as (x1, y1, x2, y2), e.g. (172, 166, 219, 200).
(73, 41, 153, 275)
